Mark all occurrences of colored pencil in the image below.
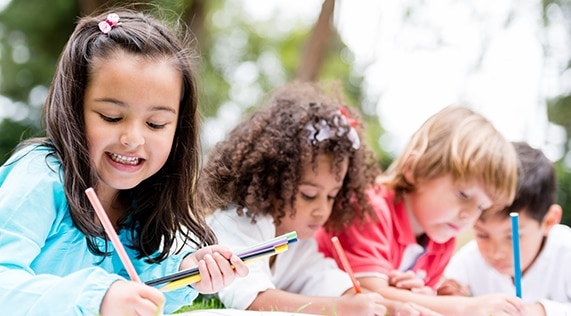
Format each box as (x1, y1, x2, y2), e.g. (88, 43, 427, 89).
(144, 231, 298, 291)
(145, 241, 287, 287)
(158, 243, 290, 292)
(85, 187, 141, 283)
(238, 231, 298, 257)
(331, 236, 361, 293)
(510, 212, 522, 298)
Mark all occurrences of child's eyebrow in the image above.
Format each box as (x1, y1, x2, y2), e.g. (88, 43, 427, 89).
(149, 105, 177, 114)
(495, 227, 515, 235)
(474, 223, 511, 232)
(299, 181, 320, 187)
(93, 97, 124, 105)
(473, 226, 487, 232)
(299, 181, 342, 193)
(93, 98, 177, 114)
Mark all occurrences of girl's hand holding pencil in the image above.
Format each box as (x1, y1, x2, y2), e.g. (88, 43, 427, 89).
(86, 187, 246, 313)
(101, 280, 166, 316)
(86, 188, 166, 316)
(86, 187, 291, 314)
(145, 231, 297, 292)
(179, 245, 249, 294)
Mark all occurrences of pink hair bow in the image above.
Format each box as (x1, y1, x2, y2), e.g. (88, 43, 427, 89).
(339, 106, 358, 128)
(98, 13, 120, 34)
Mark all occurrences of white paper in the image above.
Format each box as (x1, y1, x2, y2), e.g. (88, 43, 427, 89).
(172, 309, 316, 316)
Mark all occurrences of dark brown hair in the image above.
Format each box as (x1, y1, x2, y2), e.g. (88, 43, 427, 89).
(19, 8, 215, 262)
(198, 81, 380, 232)
(489, 142, 557, 222)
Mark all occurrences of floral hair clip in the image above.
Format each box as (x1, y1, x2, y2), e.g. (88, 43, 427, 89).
(98, 13, 120, 34)
(305, 109, 361, 150)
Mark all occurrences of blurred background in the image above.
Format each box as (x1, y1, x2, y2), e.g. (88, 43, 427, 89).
(0, 0, 570, 225)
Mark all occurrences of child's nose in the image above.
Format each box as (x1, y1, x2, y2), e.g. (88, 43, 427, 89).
(312, 199, 331, 219)
(120, 126, 145, 148)
(489, 241, 509, 260)
(458, 205, 480, 221)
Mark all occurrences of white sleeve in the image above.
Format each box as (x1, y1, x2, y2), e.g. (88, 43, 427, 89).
(443, 241, 478, 285)
(207, 211, 276, 310)
(540, 299, 571, 316)
(273, 238, 352, 297)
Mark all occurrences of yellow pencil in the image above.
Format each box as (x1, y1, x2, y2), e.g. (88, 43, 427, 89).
(159, 243, 289, 292)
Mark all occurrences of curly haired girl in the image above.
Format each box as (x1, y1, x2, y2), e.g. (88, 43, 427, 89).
(200, 81, 394, 315)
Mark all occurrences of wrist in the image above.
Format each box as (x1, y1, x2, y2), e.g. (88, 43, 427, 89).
(179, 251, 197, 271)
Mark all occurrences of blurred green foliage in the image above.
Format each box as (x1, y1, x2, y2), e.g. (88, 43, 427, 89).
(547, 80, 571, 226)
(0, 118, 41, 162)
(0, 0, 570, 226)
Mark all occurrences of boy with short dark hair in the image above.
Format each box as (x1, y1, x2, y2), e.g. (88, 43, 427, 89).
(440, 142, 571, 315)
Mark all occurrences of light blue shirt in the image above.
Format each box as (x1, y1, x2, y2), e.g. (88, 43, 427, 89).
(0, 145, 197, 315)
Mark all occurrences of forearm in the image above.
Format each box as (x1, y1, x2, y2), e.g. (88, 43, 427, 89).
(0, 266, 117, 315)
(525, 302, 546, 316)
(360, 277, 467, 315)
(382, 286, 469, 314)
(248, 289, 340, 316)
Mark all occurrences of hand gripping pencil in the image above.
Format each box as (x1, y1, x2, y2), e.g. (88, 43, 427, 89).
(145, 239, 290, 288)
(157, 243, 290, 292)
(145, 231, 298, 292)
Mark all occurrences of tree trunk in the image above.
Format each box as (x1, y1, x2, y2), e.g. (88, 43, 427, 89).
(296, 0, 335, 81)
(78, 0, 110, 15)
(184, 0, 207, 53)
(78, 0, 151, 16)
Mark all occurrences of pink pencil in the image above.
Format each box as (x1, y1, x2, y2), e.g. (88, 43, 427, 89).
(331, 236, 361, 293)
(85, 187, 141, 283)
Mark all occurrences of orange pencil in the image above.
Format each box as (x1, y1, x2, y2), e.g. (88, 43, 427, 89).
(331, 236, 361, 293)
(85, 187, 141, 283)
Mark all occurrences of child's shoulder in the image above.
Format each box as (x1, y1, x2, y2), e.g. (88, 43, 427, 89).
(452, 238, 479, 257)
(365, 185, 399, 217)
(207, 207, 275, 244)
(367, 184, 395, 202)
(3, 143, 59, 167)
(10, 143, 55, 160)
(1, 144, 59, 175)
(547, 224, 571, 251)
(537, 224, 571, 273)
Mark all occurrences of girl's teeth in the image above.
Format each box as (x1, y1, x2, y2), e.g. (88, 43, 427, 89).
(109, 153, 140, 165)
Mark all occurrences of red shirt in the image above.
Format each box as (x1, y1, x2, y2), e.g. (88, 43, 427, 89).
(315, 186, 455, 289)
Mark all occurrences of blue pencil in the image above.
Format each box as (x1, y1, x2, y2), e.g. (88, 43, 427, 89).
(510, 212, 522, 298)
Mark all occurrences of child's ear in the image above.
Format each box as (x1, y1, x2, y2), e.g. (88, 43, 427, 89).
(541, 204, 562, 235)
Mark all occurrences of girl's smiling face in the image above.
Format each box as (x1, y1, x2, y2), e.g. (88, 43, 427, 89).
(84, 51, 182, 203)
(275, 154, 348, 240)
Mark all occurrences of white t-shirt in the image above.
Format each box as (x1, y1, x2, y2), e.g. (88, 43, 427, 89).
(207, 208, 353, 310)
(444, 224, 571, 315)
